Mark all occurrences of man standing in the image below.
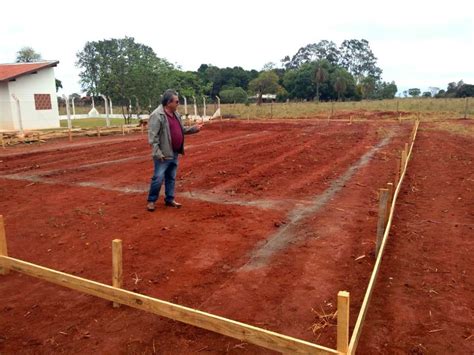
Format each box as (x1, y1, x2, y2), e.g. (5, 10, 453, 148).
(146, 89, 202, 212)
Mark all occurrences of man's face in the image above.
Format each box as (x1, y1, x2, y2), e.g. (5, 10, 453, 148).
(167, 95, 179, 112)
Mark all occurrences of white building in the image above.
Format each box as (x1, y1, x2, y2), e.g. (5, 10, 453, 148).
(0, 61, 60, 132)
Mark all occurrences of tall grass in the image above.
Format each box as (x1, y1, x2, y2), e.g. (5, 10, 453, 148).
(219, 98, 472, 119)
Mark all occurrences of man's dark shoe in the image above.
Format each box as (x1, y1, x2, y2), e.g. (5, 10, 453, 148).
(165, 200, 182, 208)
(147, 202, 156, 212)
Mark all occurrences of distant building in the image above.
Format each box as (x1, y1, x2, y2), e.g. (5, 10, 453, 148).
(0, 61, 60, 131)
(248, 94, 277, 102)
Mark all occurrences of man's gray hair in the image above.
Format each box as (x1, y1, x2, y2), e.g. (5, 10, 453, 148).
(161, 89, 178, 107)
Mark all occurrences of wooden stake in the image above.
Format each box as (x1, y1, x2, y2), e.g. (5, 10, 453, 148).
(112, 239, 123, 308)
(398, 113, 402, 123)
(394, 156, 401, 187)
(337, 291, 350, 353)
(376, 189, 389, 256)
(121, 125, 125, 135)
(349, 115, 353, 125)
(0, 216, 8, 275)
(97, 127, 101, 137)
(68, 129, 72, 142)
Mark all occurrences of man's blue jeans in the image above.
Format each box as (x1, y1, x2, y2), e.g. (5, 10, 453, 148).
(147, 153, 179, 203)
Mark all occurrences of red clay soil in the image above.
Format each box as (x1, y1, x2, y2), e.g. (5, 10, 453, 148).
(358, 123, 474, 354)
(0, 119, 471, 354)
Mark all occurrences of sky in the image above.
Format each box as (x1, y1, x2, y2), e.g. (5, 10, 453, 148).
(1, 0, 472, 96)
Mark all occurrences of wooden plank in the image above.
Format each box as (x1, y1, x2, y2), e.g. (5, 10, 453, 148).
(400, 149, 407, 176)
(348, 121, 420, 354)
(0, 216, 8, 275)
(337, 291, 350, 353)
(112, 239, 123, 308)
(0, 256, 337, 354)
(376, 189, 389, 256)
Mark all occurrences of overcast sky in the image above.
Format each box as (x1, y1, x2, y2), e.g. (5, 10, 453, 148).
(1, 0, 472, 95)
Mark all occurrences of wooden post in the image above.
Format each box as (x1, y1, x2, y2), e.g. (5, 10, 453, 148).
(141, 124, 144, 135)
(398, 113, 402, 123)
(97, 127, 101, 137)
(376, 189, 389, 256)
(112, 239, 123, 308)
(68, 129, 72, 142)
(394, 154, 401, 186)
(121, 125, 125, 135)
(0, 215, 8, 275)
(385, 182, 394, 224)
(349, 115, 353, 125)
(337, 291, 350, 353)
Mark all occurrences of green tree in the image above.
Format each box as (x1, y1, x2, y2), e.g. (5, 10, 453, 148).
(375, 81, 398, 99)
(55, 79, 63, 92)
(338, 39, 382, 82)
(283, 63, 318, 100)
(360, 76, 376, 99)
(281, 40, 340, 69)
(313, 60, 329, 101)
(331, 68, 352, 101)
(219, 87, 248, 103)
(456, 84, 474, 97)
(408, 88, 421, 97)
(76, 37, 174, 121)
(16, 47, 42, 62)
(248, 71, 282, 105)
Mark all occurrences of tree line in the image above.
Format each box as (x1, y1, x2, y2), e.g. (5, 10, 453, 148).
(74, 37, 398, 108)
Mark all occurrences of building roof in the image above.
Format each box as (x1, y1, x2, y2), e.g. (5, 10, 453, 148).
(0, 61, 59, 82)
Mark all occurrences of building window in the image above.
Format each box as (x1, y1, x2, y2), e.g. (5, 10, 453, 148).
(34, 94, 52, 110)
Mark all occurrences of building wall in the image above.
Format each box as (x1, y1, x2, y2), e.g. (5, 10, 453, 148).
(6, 67, 60, 130)
(0, 83, 14, 131)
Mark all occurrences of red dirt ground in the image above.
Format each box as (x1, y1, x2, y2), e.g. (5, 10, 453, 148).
(0, 118, 471, 354)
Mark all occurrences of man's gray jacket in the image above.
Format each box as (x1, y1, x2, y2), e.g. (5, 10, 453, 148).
(148, 105, 199, 159)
